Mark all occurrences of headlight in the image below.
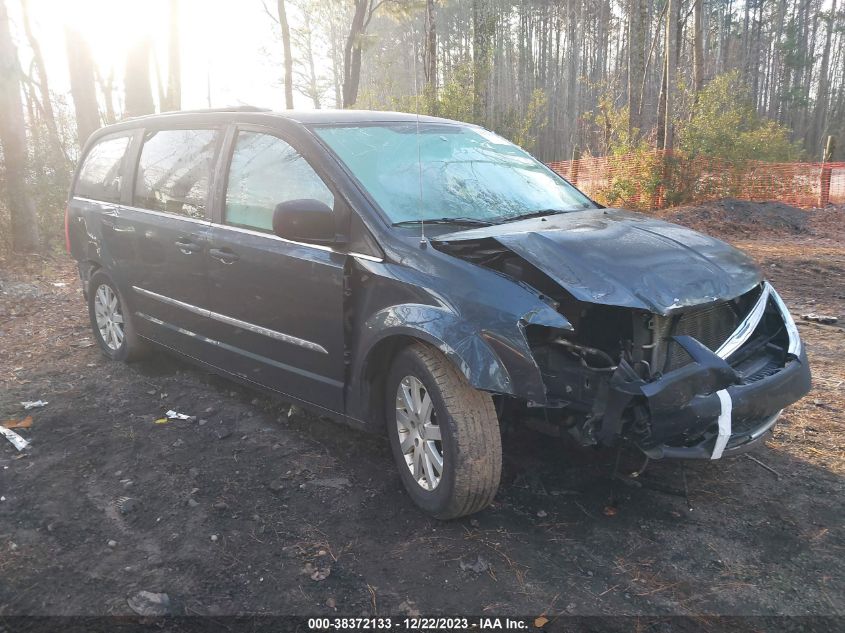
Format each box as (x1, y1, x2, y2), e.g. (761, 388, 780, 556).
(768, 282, 802, 357)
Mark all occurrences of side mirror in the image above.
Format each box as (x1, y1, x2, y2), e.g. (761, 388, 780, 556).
(272, 199, 336, 244)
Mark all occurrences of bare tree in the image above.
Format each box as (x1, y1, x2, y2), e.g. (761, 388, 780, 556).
(0, 0, 39, 251)
(342, 1, 370, 108)
(65, 25, 100, 147)
(658, 0, 679, 150)
(693, 0, 704, 96)
(811, 0, 837, 152)
(165, 0, 181, 111)
(278, 0, 294, 109)
(20, 0, 64, 157)
(291, 3, 325, 109)
(472, 0, 494, 124)
(627, 0, 647, 137)
(423, 0, 437, 100)
(96, 67, 117, 124)
(343, 0, 398, 108)
(124, 37, 155, 117)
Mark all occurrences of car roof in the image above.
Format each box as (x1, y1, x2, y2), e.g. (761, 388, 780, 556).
(88, 107, 465, 141)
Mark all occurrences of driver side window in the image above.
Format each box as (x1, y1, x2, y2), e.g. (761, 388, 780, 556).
(224, 131, 334, 232)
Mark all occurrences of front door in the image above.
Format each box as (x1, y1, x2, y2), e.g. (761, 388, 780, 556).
(205, 128, 346, 412)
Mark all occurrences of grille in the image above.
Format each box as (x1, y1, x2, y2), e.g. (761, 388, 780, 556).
(665, 301, 740, 370)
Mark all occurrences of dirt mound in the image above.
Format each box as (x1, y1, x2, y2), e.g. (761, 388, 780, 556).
(657, 199, 810, 240)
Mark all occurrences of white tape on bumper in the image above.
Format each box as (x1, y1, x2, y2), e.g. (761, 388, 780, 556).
(711, 389, 733, 460)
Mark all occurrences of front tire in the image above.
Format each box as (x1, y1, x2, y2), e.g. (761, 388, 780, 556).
(88, 270, 147, 362)
(386, 343, 502, 519)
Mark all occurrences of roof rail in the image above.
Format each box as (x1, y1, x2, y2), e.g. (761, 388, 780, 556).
(121, 105, 272, 122)
(163, 105, 272, 114)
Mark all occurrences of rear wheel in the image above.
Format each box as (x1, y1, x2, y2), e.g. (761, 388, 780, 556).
(386, 343, 501, 519)
(87, 270, 147, 362)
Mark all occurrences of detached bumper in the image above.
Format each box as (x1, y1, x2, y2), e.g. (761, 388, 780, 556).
(640, 346, 811, 459)
(592, 282, 812, 460)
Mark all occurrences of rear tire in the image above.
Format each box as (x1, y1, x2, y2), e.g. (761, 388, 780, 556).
(386, 343, 501, 519)
(87, 270, 147, 362)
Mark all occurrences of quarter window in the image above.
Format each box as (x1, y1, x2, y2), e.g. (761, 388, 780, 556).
(134, 128, 218, 219)
(75, 135, 131, 203)
(225, 131, 334, 232)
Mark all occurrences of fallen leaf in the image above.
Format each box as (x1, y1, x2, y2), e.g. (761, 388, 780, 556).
(3, 416, 33, 429)
(311, 567, 331, 581)
(534, 616, 549, 628)
(302, 561, 331, 581)
(603, 506, 618, 517)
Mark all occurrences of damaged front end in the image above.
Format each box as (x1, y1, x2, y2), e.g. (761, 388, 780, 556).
(528, 281, 810, 459)
(432, 213, 811, 460)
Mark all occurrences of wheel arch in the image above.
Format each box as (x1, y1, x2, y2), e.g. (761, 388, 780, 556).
(348, 307, 519, 431)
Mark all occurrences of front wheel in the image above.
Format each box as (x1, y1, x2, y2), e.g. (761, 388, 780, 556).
(386, 343, 502, 519)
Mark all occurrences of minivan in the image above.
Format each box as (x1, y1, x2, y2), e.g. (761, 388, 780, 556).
(67, 108, 811, 518)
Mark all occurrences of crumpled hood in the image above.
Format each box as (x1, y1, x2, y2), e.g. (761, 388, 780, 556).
(433, 208, 763, 315)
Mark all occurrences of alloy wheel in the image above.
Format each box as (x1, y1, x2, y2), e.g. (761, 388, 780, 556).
(395, 375, 444, 490)
(93, 284, 125, 351)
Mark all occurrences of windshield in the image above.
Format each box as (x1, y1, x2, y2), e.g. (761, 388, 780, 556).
(314, 122, 594, 224)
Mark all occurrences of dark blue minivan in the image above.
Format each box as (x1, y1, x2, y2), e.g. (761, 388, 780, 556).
(67, 108, 811, 518)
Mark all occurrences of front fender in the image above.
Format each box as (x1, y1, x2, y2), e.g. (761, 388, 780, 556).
(349, 301, 561, 426)
(363, 303, 515, 395)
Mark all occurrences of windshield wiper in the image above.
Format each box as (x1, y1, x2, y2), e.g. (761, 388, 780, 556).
(393, 217, 494, 227)
(500, 209, 569, 223)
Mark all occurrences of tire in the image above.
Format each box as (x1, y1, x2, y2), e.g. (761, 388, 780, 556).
(385, 343, 502, 519)
(87, 270, 147, 362)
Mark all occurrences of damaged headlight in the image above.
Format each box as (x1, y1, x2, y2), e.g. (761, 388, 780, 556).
(768, 283, 802, 358)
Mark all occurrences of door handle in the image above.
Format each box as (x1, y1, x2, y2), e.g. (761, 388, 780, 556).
(100, 208, 118, 228)
(175, 238, 202, 255)
(208, 247, 240, 264)
(101, 215, 134, 233)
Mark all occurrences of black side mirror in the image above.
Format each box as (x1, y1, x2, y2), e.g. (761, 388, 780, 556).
(272, 199, 335, 244)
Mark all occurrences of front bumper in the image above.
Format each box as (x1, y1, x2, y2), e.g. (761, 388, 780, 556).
(596, 282, 811, 460)
(639, 346, 810, 459)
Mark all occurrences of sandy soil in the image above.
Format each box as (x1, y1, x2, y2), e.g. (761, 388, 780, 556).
(0, 202, 843, 621)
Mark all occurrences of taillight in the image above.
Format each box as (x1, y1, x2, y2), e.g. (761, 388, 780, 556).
(64, 204, 71, 253)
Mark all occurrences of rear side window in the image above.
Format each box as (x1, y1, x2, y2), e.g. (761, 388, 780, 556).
(224, 131, 334, 232)
(75, 135, 131, 203)
(134, 128, 218, 219)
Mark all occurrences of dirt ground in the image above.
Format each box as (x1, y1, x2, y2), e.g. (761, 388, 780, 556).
(1, 201, 843, 621)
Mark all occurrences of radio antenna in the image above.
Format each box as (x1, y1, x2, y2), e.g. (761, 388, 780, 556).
(412, 32, 426, 248)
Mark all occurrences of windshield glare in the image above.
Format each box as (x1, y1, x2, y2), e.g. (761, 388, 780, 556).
(315, 123, 593, 224)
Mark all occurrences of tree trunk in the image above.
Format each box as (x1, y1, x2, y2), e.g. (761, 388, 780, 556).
(693, 0, 704, 95)
(661, 0, 679, 150)
(124, 37, 155, 118)
(165, 0, 181, 111)
(768, 0, 788, 118)
(423, 0, 437, 103)
(719, 0, 732, 73)
(342, 0, 368, 108)
(0, 0, 39, 251)
(65, 26, 100, 147)
(97, 68, 117, 124)
(627, 0, 647, 138)
(277, 0, 294, 109)
(329, 8, 343, 107)
(811, 0, 836, 152)
(472, 0, 494, 125)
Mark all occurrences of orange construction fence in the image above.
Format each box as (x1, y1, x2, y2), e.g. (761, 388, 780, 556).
(548, 150, 845, 211)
